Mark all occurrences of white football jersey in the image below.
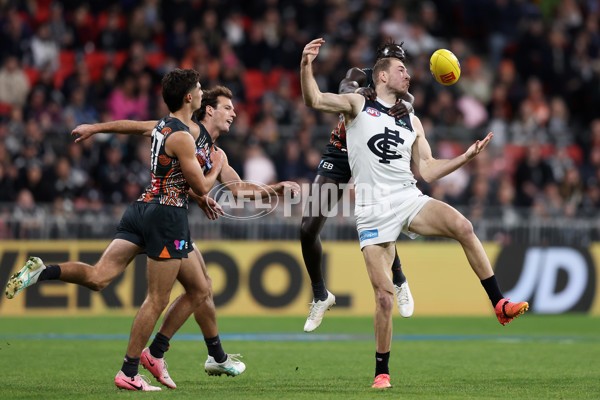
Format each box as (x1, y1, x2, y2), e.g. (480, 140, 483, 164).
(345, 97, 417, 205)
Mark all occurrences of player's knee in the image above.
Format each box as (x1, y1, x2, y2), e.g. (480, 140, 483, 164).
(87, 280, 107, 291)
(453, 216, 474, 239)
(189, 286, 211, 307)
(143, 291, 171, 311)
(86, 270, 110, 291)
(300, 219, 319, 242)
(154, 296, 171, 311)
(375, 290, 394, 313)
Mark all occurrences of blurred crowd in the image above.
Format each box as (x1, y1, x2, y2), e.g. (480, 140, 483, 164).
(1, 0, 600, 239)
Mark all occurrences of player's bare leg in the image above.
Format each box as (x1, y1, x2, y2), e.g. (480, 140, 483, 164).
(140, 250, 211, 388)
(116, 257, 181, 391)
(144, 246, 245, 380)
(5, 239, 141, 299)
(409, 199, 528, 325)
(362, 242, 395, 388)
(58, 239, 141, 290)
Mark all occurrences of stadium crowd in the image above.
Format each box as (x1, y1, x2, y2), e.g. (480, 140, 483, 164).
(0, 0, 599, 239)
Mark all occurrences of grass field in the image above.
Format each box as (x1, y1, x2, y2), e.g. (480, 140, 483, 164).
(0, 314, 598, 399)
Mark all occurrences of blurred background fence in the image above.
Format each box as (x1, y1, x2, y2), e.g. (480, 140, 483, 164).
(2, 201, 599, 245)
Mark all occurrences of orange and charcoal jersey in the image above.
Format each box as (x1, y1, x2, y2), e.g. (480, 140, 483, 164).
(193, 120, 217, 176)
(138, 116, 193, 208)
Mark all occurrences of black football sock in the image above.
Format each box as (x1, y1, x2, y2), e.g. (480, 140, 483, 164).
(149, 332, 171, 359)
(375, 351, 390, 377)
(311, 280, 328, 301)
(205, 335, 227, 363)
(38, 265, 61, 281)
(481, 275, 504, 307)
(391, 252, 406, 286)
(121, 355, 140, 378)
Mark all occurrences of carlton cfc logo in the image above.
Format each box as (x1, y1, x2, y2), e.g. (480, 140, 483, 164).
(367, 127, 404, 164)
(366, 107, 380, 117)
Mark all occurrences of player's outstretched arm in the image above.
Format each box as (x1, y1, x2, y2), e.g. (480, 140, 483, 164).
(411, 115, 493, 182)
(301, 38, 361, 116)
(218, 157, 300, 199)
(71, 120, 157, 142)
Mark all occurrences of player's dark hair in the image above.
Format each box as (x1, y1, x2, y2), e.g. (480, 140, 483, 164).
(375, 40, 406, 62)
(194, 85, 233, 121)
(161, 69, 201, 112)
(372, 57, 396, 85)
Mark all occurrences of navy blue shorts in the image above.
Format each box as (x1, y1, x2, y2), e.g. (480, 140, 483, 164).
(316, 148, 352, 183)
(115, 202, 192, 259)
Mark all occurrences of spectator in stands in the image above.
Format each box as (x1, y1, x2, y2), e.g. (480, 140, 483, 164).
(12, 188, 46, 238)
(0, 56, 30, 108)
(165, 18, 188, 61)
(95, 142, 127, 204)
(0, 163, 17, 202)
(514, 143, 555, 207)
(98, 6, 127, 51)
(30, 23, 59, 72)
(243, 143, 277, 184)
(64, 86, 99, 126)
(579, 184, 600, 218)
(558, 165, 584, 208)
(0, 0, 598, 233)
(127, 6, 153, 47)
(106, 74, 149, 121)
(69, 4, 97, 49)
(47, 2, 73, 48)
(51, 156, 84, 201)
(0, 7, 31, 61)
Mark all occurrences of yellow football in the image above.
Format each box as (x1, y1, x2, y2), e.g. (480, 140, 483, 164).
(429, 49, 461, 85)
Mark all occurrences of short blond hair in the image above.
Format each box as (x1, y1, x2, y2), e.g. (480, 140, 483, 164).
(372, 58, 396, 86)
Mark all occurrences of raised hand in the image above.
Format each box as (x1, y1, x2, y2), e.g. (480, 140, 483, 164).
(389, 99, 412, 118)
(465, 133, 493, 160)
(301, 38, 325, 65)
(210, 147, 226, 169)
(356, 87, 377, 101)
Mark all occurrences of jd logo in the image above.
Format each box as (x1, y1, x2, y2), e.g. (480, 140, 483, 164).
(494, 246, 596, 313)
(367, 127, 404, 164)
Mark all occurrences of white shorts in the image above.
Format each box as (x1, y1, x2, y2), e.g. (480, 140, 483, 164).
(355, 185, 431, 249)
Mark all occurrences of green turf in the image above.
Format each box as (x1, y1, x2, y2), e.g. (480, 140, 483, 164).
(0, 315, 598, 399)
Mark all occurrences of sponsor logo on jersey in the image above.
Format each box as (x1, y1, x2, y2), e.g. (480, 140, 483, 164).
(158, 154, 171, 166)
(359, 229, 379, 242)
(161, 127, 172, 135)
(366, 107, 381, 117)
(196, 148, 208, 166)
(395, 118, 408, 129)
